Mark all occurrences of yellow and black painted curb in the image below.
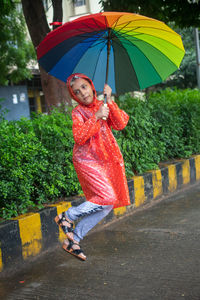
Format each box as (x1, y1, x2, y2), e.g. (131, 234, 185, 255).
(0, 155, 200, 273)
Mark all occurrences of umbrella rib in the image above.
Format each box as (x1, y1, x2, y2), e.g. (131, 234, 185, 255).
(88, 40, 106, 48)
(110, 32, 139, 47)
(112, 21, 133, 35)
(111, 17, 166, 29)
(71, 29, 105, 39)
(71, 34, 106, 79)
(92, 16, 107, 30)
(111, 14, 137, 32)
(113, 28, 144, 39)
(113, 24, 182, 41)
(113, 27, 184, 53)
(76, 39, 106, 50)
(111, 15, 123, 31)
(104, 15, 109, 29)
(110, 15, 182, 42)
(74, 34, 107, 47)
(113, 31, 176, 83)
(112, 32, 141, 90)
(91, 43, 107, 83)
(72, 17, 105, 34)
(111, 16, 167, 36)
(104, 15, 139, 37)
(69, 28, 109, 45)
(78, 35, 105, 42)
(113, 32, 182, 66)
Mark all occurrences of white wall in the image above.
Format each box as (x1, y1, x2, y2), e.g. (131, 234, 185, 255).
(89, 0, 102, 13)
(63, 0, 103, 22)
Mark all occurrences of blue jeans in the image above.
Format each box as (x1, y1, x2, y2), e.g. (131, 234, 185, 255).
(65, 202, 113, 242)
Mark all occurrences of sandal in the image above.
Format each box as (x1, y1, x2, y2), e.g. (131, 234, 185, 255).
(62, 239, 86, 261)
(55, 212, 74, 240)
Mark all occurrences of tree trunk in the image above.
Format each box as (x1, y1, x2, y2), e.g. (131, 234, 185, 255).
(39, 67, 72, 108)
(21, 0, 72, 108)
(52, 0, 63, 30)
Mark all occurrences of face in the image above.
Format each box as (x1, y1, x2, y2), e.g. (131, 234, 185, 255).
(71, 78, 94, 105)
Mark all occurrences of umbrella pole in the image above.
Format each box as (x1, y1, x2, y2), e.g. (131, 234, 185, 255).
(104, 29, 111, 104)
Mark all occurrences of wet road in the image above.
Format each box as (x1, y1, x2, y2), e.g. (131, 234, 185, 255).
(1, 183, 200, 300)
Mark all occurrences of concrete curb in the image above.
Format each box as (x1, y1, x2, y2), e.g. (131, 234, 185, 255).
(0, 155, 200, 273)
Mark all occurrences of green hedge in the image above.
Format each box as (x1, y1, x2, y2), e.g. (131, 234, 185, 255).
(0, 89, 200, 219)
(0, 108, 81, 219)
(115, 88, 200, 175)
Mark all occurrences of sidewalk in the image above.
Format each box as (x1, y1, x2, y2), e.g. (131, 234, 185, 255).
(1, 182, 200, 299)
(0, 155, 200, 274)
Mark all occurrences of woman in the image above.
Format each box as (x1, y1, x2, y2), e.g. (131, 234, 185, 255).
(55, 73, 130, 261)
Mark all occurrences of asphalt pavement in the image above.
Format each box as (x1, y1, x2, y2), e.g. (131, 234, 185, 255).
(1, 183, 200, 300)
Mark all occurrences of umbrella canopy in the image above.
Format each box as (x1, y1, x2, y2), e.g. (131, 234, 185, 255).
(37, 12, 185, 95)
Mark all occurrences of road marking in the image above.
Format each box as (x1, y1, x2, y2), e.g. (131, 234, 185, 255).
(182, 160, 190, 185)
(194, 155, 200, 180)
(168, 165, 177, 192)
(133, 176, 145, 207)
(151, 169, 163, 199)
(114, 206, 127, 216)
(18, 213, 42, 260)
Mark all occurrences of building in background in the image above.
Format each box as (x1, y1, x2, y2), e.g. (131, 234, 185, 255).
(63, 0, 102, 21)
(44, 0, 102, 22)
(0, 0, 102, 121)
(0, 86, 30, 121)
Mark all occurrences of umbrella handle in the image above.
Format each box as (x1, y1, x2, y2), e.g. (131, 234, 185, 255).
(102, 103, 108, 121)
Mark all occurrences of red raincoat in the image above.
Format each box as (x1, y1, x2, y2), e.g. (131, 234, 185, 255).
(67, 74, 130, 208)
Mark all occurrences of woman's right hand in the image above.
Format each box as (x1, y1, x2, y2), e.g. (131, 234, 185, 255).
(95, 104, 109, 120)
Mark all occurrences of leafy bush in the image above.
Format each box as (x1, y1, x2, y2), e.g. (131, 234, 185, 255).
(0, 108, 81, 219)
(115, 88, 200, 174)
(147, 89, 200, 157)
(0, 98, 8, 120)
(114, 94, 164, 175)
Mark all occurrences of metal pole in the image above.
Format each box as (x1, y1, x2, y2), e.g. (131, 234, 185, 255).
(104, 29, 111, 104)
(194, 28, 200, 89)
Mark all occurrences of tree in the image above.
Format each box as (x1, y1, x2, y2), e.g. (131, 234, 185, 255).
(21, 0, 72, 107)
(169, 27, 196, 89)
(100, 0, 200, 28)
(0, 0, 35, 85)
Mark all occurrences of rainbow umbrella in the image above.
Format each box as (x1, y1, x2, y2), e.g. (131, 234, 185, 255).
(37, 12, 185, 97)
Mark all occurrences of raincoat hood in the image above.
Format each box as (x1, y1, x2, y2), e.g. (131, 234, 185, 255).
(67, 73, 97, 107)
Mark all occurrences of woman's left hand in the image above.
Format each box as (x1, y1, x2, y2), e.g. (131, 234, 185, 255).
(103, 84, 112, 104)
